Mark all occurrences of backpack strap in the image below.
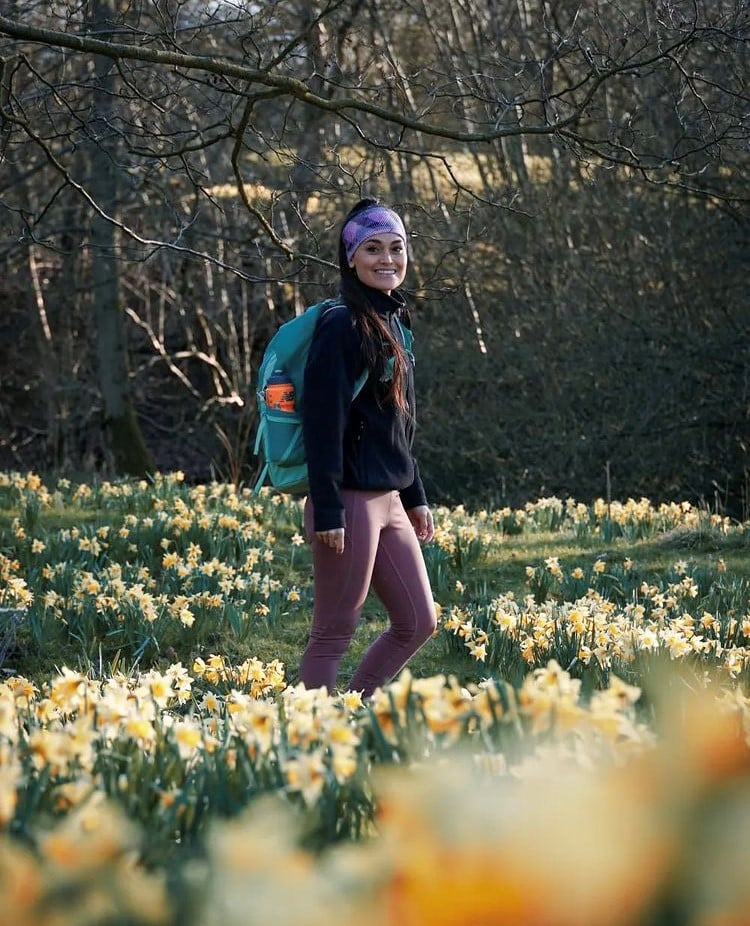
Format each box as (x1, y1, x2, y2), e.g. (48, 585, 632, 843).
(352, 367, 369, 400)
(395, 317, 414, 360)
(252, 417, 269, 493)
(322, 298, 370, 399)
(253, 462, 269, 494)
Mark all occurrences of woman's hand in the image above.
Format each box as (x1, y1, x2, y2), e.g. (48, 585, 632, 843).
(407, 505, 434, 544)
(315, 528, 345, 555)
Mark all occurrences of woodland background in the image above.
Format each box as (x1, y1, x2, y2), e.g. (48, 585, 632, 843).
(0, 0, 748, 514)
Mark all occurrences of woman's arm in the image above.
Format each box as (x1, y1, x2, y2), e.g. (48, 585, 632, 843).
(302, 306, 364, 533)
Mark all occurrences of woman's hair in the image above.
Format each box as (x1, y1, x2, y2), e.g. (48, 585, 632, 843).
(338, 198, 410, 415)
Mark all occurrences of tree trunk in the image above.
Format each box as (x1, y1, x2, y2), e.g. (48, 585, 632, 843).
(87, 0, 153, 476)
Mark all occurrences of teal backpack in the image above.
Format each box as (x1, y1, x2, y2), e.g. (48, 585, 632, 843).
(253, 298, 412, 494)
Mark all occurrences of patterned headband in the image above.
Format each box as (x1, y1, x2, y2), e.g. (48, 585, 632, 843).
(342, 205, 407, 262)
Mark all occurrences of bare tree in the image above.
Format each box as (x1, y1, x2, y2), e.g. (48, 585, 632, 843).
(0, 0, 746, 505)
(84, 0, 153, 474)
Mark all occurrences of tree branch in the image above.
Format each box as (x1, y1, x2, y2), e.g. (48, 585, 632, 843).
(0, 13, 638, 144)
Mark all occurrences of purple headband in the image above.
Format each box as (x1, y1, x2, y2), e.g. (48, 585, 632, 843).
(342, 205, 407, 262)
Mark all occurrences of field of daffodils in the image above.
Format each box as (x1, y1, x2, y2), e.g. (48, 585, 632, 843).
(1, 472, 749, 925)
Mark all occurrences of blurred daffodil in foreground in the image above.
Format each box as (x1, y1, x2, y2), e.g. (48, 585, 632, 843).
(196, 672, 750, 926)
(0, 665, 749, 925)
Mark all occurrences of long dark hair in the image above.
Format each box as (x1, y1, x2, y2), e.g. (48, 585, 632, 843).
(338, 198, 410, 415)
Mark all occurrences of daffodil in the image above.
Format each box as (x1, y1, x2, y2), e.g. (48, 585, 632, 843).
(284, 750, 327, 805)
(173, 719, 203, 759)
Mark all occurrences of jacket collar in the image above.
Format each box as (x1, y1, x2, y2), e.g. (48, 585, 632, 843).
(367, 287, 406, 318)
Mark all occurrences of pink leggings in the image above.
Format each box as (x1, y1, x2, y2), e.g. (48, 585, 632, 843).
(299, 489, 437, 697)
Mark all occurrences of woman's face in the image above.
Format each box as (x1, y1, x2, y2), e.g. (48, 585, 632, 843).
(349, 233, 407, 294)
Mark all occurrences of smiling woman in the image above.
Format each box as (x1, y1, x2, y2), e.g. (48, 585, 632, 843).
(342, 204, 408, 294)
(298, 199, 437, 698)
(348, 233, 407, 294)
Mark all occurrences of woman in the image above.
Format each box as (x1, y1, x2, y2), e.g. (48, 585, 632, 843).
(299, 198, 437, 698)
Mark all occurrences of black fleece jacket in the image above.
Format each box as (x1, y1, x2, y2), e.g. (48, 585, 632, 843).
(302, 288, 427, 532)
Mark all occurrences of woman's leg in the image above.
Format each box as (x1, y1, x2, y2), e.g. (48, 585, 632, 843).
(298, 490, 389, 692)
(348, 492, 436, 697)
